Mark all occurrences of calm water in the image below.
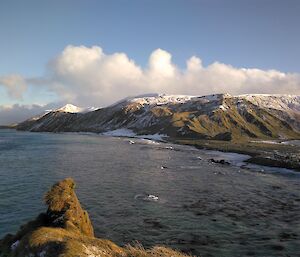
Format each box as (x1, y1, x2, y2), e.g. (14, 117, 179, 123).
(0, 129, 299, 257)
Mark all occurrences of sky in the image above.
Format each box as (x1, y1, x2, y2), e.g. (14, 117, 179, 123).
(0, 0, 300, 124)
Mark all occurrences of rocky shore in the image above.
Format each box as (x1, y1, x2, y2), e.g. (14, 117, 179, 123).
(176, 139, 300, 171)
(0, 178, 191, 257)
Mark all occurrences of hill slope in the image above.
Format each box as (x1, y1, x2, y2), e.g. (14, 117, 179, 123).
(16, 94, 300, 141)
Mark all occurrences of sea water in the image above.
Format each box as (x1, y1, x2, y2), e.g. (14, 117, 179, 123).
(0, 129, 299, 257)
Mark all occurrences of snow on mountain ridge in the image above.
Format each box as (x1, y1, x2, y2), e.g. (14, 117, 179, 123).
(130, 94, 197, 106)
(54, 104, 98, 113)
(237, 94, 300, 113)
(55, 104, 83, 113)
(128, 93, 300, 113)
(31, 94, 300, 119)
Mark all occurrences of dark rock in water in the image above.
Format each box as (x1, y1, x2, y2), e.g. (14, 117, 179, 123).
(0, 178, 190, 257)
(209, 158, 230, 165)
(278, 231, 298, 241)
(269, 244, 285, 251)
(143, 219, 166, 229)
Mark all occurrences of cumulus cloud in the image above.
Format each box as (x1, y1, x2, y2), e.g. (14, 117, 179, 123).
(1, 45, 300, 109)
(0, 74, 27, 99)
(46, 45, 300, 106)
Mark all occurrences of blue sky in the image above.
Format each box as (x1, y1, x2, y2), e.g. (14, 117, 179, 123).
(1, 0, 299, 75)
(0, 0, 300, 123)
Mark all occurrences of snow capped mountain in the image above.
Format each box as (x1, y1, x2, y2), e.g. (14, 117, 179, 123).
(51, 104, 99, 114)
(16, 93, 300, 141)
(55, 104, 83, 113)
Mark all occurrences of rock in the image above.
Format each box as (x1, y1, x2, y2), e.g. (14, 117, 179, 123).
(209, 158, 230, 165)
(44, 178, 94, 237)
(0, 178, 190, 257)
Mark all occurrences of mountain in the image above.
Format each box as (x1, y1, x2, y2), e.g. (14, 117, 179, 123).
(54, 103, 83, 113)
(16, 94, 300, 141)
(0, 178, 189, 257)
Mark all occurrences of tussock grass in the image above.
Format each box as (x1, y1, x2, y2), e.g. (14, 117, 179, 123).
(0, 178, 196, 257)
(124, 243, 194, 257)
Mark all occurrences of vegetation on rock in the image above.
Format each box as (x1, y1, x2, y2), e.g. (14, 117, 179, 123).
(0, 178, 192, 257)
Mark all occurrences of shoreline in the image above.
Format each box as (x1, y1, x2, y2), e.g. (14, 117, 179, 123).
(56, 131, 300, 173)
(173, 138, 300, 172)
(2, 128, 300, 173)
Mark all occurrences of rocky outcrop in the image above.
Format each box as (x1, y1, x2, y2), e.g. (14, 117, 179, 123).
(0, 178, 191, 257)
(44, 178, 94, 237)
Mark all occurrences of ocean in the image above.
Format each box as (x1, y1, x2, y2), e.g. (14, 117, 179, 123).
(0, 129, 299, 256)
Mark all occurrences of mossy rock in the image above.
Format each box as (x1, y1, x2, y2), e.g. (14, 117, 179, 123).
(0, 178, 193, 257)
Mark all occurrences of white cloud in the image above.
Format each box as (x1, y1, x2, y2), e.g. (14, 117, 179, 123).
(0, 74, 27, 99)
(148, 48, 176, 77)
(1, 44, 300, 109)
(46, 45, 300, 106)
(47, 45, 144, 105)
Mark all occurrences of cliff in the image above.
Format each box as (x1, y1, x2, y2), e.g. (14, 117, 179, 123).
(0, 178, 191, 257)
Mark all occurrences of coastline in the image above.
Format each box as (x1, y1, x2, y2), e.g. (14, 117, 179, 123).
(92, 130, 300, 173)
(1, 128, 299, 172)
(173, 138, 300, 172)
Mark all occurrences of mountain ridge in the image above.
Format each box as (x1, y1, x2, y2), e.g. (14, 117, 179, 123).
(16, 93, 300, 141)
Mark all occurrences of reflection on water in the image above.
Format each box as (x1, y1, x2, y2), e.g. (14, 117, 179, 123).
(0, 129, 299, 257)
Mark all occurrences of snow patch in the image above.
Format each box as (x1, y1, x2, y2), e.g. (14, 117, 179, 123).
(136, 133, 167, 141)
(281, 140, 300, 146)
(251, 140, 281, 145)
(102, 129, 167, 141)
(102, 129, 136, 137)
(140, 139, 161, 145)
